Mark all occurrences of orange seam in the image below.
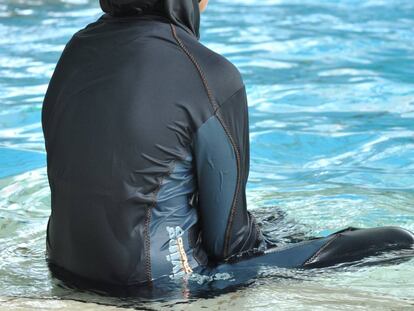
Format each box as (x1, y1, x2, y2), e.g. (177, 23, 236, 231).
(169, 23, 243, 259)
(170, 24, 219, 112)
(145, 159, 178, 284)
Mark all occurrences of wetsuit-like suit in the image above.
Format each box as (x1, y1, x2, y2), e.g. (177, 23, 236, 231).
(42, 0, 414, 290)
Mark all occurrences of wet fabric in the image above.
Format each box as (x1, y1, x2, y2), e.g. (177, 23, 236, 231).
(42, 0, 414, 288)
(47, 225, 414, 297)
(42, 0, 261, 285)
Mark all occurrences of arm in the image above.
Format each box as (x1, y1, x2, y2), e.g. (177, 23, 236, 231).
(192, 86, 262, 261)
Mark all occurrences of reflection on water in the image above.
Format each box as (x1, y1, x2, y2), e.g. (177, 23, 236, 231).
(0, 0, 414, 309)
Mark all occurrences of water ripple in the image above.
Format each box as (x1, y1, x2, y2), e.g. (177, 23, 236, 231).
(0, 0, 413, 309)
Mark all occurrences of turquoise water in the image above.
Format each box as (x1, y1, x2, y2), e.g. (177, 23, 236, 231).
(1, 0, 414, 309)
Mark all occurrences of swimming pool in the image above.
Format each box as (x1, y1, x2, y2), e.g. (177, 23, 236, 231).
(1, 0, 413, 309)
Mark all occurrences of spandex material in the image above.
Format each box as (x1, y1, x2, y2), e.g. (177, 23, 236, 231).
(42, 0, 414, 289)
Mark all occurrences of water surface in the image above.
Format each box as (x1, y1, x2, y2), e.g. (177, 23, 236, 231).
(1, 0, 413, 309)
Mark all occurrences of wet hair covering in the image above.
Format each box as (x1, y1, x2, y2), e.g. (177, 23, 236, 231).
(99, 0, 201, 39)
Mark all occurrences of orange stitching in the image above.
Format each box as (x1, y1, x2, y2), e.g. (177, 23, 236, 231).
(170, 23, 243, 259)
(145, 160, 178, 284)
(144, 206, 152, 284)
(170, 24, 219, 112)
(216, 112, 242, 258)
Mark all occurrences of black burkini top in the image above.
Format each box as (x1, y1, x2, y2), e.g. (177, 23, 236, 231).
(42, 0, 262, 286)
(42, 0, 414, 289)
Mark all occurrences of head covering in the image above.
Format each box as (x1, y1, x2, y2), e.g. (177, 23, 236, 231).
(99, 0, 201, 39)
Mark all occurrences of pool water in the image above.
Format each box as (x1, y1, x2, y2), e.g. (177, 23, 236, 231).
(1, 0, 414, 309)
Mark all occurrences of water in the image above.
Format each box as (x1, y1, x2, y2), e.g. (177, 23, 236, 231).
(1, 0, 414, 309)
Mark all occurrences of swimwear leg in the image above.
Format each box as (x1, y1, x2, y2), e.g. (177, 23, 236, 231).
(204, 226, 414, 274)
(48, 226, 414, 297)
(301, 226, 414, 268)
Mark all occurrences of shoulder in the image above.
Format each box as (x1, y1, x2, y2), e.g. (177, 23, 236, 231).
(172, 26, 245, 106)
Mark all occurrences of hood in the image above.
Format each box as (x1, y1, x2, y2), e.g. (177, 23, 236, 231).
(99, 0, 201, 39)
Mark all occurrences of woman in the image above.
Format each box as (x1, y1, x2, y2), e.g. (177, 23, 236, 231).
(42, 0, 414, 288)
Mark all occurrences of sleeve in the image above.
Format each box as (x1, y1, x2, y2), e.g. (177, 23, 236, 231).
(192, 85, 263, 261)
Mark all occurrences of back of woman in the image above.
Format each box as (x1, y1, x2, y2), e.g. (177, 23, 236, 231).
(42, 0, 261, 286)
